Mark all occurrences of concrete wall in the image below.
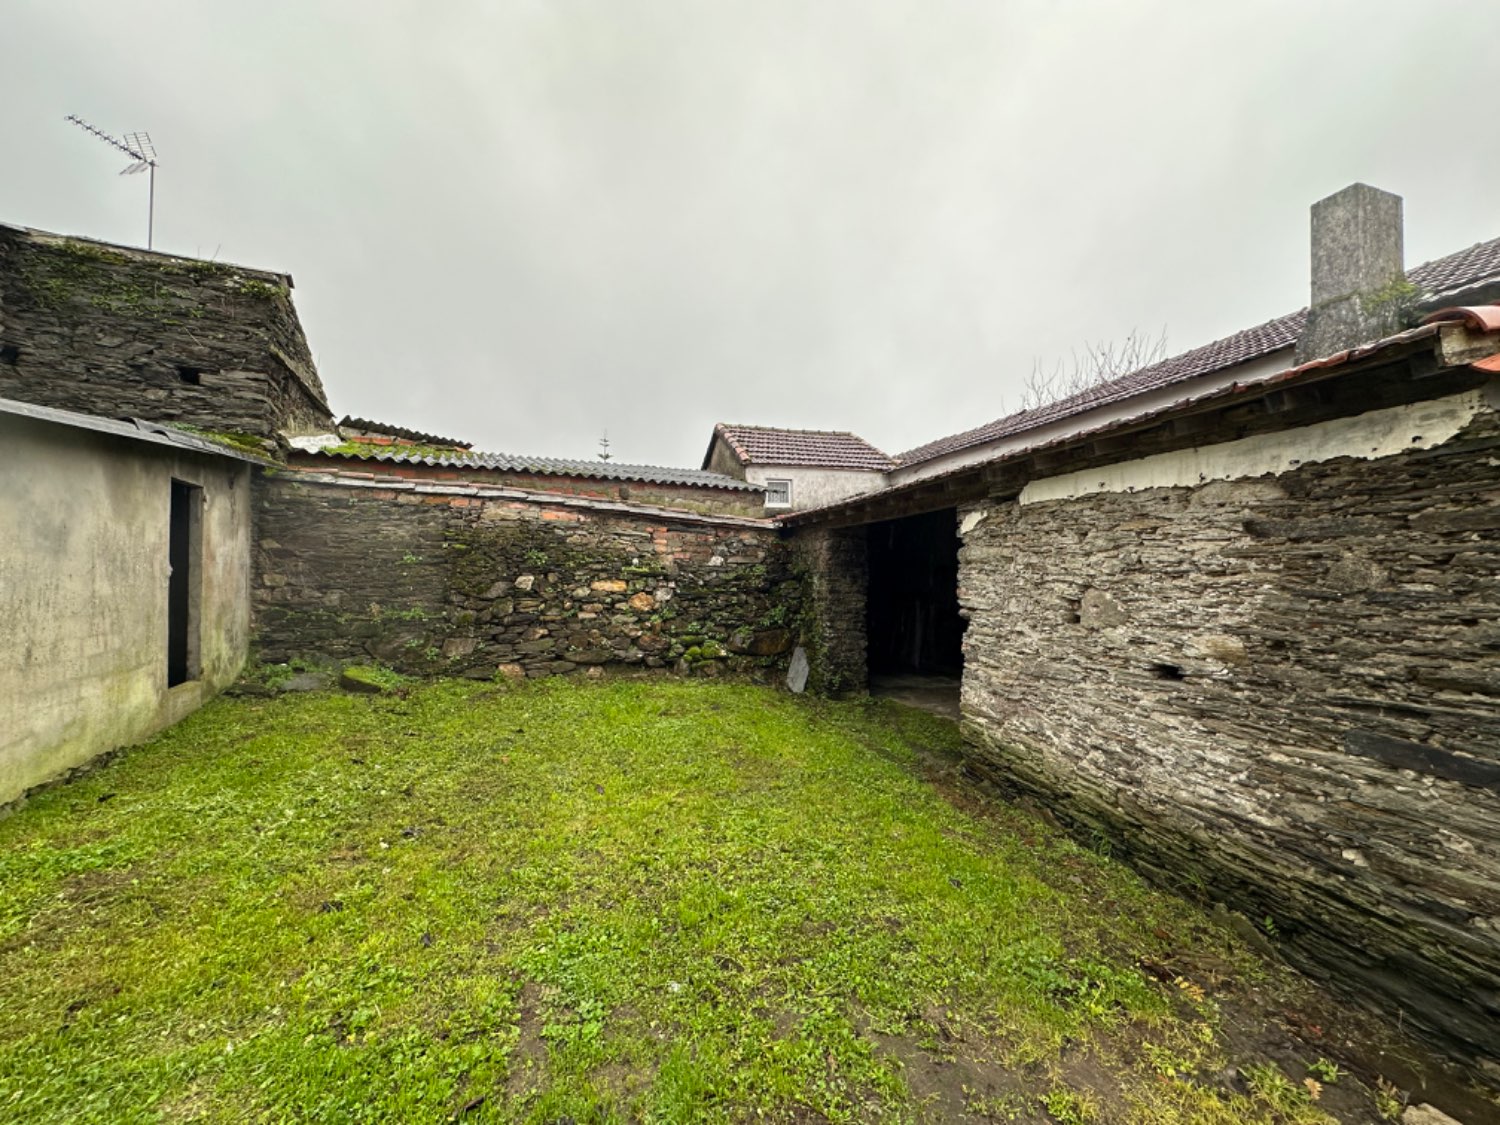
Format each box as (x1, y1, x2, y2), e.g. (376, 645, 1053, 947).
(702, 436, 886, 511)
(744, 465, 886, 511)
(254, 472, 799, 680)
(955, 394, 1500, 1075)
(0, 414, 253, 804)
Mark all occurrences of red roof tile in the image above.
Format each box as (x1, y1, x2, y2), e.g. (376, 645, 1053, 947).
(709, 424, 893, 471)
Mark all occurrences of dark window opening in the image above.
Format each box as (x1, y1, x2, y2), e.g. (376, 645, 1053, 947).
(176, 365, 203, 385)
(0, 344, 18, 365)
(1151, 662, 1186, 681)
(167, 480, 204, 686)
(866, 508, 965, 678)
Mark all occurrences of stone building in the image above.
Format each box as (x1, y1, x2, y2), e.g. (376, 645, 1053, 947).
(3, 183, 1499, 1087)
(780, 184, 1500, 1078)
(0, 223, 334, 441)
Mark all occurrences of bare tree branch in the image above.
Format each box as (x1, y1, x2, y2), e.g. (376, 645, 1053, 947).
(1020, 327, 1168, 412)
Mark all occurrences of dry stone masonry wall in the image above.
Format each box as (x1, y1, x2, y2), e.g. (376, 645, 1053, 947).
(956, 404, 1500, 1075)
(0, 227, 331, 439)
(790, 526, 869, 695)
(253, 474, 800, 681)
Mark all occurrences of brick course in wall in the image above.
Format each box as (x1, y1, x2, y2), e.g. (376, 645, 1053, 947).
(253, 473, 800, 680)
(0, 226, 331, 439)
(956, 406, 1500, 1074)
(284, 455, 767, 518)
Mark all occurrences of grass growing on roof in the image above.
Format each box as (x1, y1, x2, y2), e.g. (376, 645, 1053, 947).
(0, 680, 1342, 1123)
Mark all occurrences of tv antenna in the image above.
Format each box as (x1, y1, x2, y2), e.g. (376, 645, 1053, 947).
(65, 115, 159, 249)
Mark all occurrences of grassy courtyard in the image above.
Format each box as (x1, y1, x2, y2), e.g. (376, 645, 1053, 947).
(0, 678, 1408, 1122)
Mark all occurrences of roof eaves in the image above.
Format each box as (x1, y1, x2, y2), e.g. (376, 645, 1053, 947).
(785, 319, 1472, 526)
(0, 396, 276, 466)
(894, 233, 1500, 469)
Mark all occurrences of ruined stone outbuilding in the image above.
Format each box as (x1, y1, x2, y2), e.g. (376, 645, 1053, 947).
(3, 184, 1500, 1104)
(780, 185, 1500, 1085)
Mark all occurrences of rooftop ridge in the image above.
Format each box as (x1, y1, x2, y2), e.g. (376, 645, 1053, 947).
(896, 233, 1500, 467)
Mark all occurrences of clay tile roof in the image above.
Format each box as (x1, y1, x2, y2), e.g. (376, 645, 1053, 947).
(709, 424, 893, 471)
(338, 416, 471, 449)
(896, 234, 1500, 467)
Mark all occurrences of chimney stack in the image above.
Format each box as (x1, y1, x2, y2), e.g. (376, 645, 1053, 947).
(1296, 183, 1407, 363)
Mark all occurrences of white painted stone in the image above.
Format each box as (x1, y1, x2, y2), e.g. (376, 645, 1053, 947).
(959, 508, 988, 536)
(1403, 1104, 1465, 1125)
(786, 646, 810, 693)
(287, 432, 343, 452)
(1020, 392, 1487, 505)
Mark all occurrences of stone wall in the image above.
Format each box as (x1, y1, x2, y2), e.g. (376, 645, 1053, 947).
(790, 526, 868, 695)
(253, 472, 799, 680)
(956, 404, 1500, 1074)
(0, 226, 332, 439)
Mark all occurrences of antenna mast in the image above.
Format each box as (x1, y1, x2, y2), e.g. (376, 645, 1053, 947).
(65, 115, 158, 249)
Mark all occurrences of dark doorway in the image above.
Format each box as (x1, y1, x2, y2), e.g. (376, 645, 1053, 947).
(167, 480, 203, 687)
(866, 508, 964, 680)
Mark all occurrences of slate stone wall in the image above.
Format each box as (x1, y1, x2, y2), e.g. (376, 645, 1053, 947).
(253, 474, 799, 680)
(956, 407, 1500, 1074)
(790, 526, 868, 695)
(0, 227, 332, 439)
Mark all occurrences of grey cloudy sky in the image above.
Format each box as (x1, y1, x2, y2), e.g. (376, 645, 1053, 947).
(4, 1, 1497, 466)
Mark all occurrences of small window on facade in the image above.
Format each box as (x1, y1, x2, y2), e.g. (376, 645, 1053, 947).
(176, 365, 203, 385)
(765, 479, 792, 508)
(0, 344, 19, 365)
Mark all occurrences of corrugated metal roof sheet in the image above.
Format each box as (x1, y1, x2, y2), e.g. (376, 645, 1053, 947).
(896, 234, 1500, 466)
(709, 424, 893, 470)
(0, 396, 273, 464)
(306, 446, 762, 491)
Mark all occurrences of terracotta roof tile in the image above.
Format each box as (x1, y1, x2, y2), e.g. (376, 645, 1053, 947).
(896, 234, 1500, 467)
(710, 424, 893, 471)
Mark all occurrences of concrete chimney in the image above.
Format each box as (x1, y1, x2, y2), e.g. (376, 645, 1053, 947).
(1296, 183, 1407, 363)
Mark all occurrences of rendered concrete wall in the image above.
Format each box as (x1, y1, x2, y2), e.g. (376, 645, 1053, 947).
(744, 465, 886, 511)
(0, 414, 252, 804)
(956, 397, 1500, 1074)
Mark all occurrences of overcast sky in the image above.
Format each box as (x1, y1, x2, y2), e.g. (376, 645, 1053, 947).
(4, 1, 1497, 466)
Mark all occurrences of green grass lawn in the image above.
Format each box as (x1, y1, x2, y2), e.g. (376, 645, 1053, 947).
(0, 679, 1396, 1123)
